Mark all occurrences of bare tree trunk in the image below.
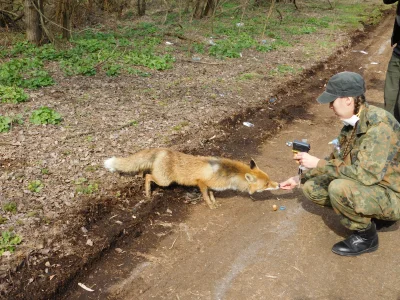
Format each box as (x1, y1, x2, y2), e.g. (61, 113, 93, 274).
(254, 0, 264, 6)
(193, 0, 218, 19)
(137, 0, 146, 16)
(57, 0, 71, 40)
(203, 0, 217, 17)
(193, 0, 207, 19)
(62, 9, 70, 39)
(24, 0, 42, 45)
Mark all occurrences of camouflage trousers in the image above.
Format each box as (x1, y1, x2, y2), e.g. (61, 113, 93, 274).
(384, 52, 400, 122)
(302, 175, 400, 230)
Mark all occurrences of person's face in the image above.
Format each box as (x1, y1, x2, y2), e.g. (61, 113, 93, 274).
(329, 97, 354, 119)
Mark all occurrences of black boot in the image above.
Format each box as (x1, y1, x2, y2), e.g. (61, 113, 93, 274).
(372, 218, 397, 230)
(331, 222, 378, 256)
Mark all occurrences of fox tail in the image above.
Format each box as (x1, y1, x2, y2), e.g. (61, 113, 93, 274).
(104, 152, 154, 173)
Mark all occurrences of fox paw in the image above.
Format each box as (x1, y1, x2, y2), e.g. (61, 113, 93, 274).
(207, 202, 220, 209)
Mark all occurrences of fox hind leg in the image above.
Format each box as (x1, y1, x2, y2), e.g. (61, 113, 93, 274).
(144, 174, 154, 197)
(144, 173, 173, 197)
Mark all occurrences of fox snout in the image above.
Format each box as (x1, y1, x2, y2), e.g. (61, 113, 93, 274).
(265, 181, 280, 191)
(248, 180, 279, 194)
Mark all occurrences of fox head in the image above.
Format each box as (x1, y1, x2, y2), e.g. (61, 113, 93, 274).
(245, 159, 279, 194)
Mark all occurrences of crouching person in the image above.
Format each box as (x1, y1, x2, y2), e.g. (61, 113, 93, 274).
(280, 71, 400, 256)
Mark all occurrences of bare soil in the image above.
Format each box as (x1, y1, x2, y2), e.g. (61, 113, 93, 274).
(1, 4, 399, 300)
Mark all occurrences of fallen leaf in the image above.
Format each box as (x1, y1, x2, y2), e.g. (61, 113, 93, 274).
(78, 282, 95, 292)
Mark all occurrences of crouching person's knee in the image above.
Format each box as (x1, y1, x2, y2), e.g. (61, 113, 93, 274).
(302, 179, 331, 207)
(327, 179, 348, 202)
(327, 179, 352, 210)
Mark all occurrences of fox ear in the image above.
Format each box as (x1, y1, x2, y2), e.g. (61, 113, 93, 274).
(250, 159, 258, 169)
(245, 173, 257, 183)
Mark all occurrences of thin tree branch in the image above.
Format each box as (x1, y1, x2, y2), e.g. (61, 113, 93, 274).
(262, 0, 275, 41)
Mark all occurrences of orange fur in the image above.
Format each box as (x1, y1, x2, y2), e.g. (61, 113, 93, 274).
(104, 148, 278, 209)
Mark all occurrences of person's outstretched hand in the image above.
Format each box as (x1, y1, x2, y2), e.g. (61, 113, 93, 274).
(279, 176, 300, 190)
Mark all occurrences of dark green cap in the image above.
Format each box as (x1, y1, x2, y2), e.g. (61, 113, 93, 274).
(317, 71, 366, 104)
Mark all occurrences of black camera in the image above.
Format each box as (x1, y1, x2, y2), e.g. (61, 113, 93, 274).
(292, 140, 310, 153)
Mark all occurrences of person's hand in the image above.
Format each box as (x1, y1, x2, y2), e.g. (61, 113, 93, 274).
(279, 176, 300, 190)
(294, 152, 320, 169)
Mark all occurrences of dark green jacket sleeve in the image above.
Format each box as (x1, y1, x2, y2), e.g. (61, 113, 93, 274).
(303, 123, 394, 186)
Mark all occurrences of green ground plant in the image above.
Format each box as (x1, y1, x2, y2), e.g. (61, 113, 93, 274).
(0, 113, 23, 133)
(30, 107, 62, 125)
(0, 85, 29, 103)
(239, 72, 263, 80)
(41, 168, 49, 175)
(27, 180, 44, 193)
(269, 64, 302, 76)
(0, 57, 54, 89)
(3, 202, 17, 214)
(75, 177, 99, 194)
(0, 230, 22, 255)
(0, 115, 12, 132)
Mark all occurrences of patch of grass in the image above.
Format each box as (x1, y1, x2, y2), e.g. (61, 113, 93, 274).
(3, 202, 17, 214)
(209, 33, 256, 58)
(41, 216, 51, 224)
(26, 211, 38, 218)
(76, 183, 99, 195)
(302, 17, 330, 28)
(0, 58, 54, 89)
(74, 177, 98, 194)
(41, 168, 49, 175)
(74, 177, 88, 185)
(192, 42, 205, 54)
(239, 72, 263, 80)
(284, 25, 317, 35)
(256, 42, 277, 53)
(30, 107, 62, 125)
(269, 64, 302, 76)
(0, 216, 7, 224)
(0, 85, 29, 103)
(172, 121, 189, 131)
(0, 230, 22, 255)
(123, 52, 175, 70)
(127, 68, 151, 77)
(104, 64, 122, 77)
(129, 120, 139, 126)
(27, 180, 43, 193)
(0, 115, 12, 132)
(85, 165, 98, 172)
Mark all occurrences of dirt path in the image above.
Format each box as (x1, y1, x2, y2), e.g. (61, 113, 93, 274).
(57, 12, 400, 300)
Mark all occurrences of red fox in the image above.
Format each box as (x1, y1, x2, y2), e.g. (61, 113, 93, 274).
(104, 148, 279, 209)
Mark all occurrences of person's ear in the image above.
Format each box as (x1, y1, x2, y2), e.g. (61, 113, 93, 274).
(346, 97, 354, 106)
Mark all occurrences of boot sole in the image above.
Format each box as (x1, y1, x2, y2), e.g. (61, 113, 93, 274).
(331, 245, 379, 257)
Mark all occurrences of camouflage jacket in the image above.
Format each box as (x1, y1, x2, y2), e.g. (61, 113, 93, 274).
(303, 103, 400, 193)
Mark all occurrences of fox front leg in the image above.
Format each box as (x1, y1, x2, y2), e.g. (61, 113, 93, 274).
(197, 181, 217, 209)
(209, 191, 220, 207)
